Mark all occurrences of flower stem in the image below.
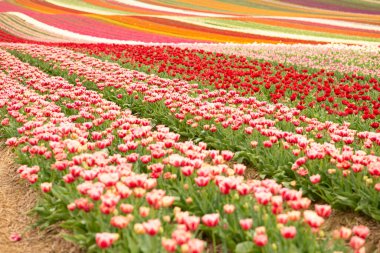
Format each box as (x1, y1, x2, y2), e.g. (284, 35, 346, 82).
(212, 230, 217, 253)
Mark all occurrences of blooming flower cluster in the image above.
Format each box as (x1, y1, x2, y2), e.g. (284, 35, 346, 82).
(5, 43, 380, 221)
(179, 43, 380, 79)
(63, 43, 380, 131)
(0, 48, 367, 252)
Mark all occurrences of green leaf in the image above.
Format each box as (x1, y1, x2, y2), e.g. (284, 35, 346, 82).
(87, 244, 98, 253)
(127, 236, 140, 253)
(235, 241, 254, 253)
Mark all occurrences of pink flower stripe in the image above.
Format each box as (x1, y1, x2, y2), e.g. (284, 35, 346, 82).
(15, 13, 197, 43)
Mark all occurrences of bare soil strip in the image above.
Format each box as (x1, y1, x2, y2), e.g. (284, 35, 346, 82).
(0, 144, 80, 253)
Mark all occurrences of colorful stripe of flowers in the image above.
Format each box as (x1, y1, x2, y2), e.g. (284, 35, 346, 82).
(2, 0, 380, 44)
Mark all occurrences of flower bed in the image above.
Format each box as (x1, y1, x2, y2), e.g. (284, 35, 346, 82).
(62, 43, 380, 131)
(5, 43, 380, 222)
(0, 47, 367, 252)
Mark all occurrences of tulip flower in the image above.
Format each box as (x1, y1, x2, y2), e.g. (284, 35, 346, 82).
(40, 182, 52, 193)
(352, 225, 370, 239)
(239, 218, 253, 231)
(143, 219, 161, 236)
(315, 204, 332, 218)
(253, 234, 268, 247)
(9, 232, 21, 242)
(310, 174, 321, 184)
(349, 236, 365, 250)
(95, 233, 119, 249)
(281, 226, 297, 239)
(201, 213, 219, 227)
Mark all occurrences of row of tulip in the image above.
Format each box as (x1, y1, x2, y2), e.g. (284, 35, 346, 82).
(176, 43, 380, 78)
(61, 43, 380, 131)
(10, 44, 380, 148)
(5, 43, 380, 222)
(0, 48, 364, 252)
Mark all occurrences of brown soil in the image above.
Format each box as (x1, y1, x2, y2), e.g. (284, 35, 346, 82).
(324, 209, 380, 253)
(0, 144, 81, 253)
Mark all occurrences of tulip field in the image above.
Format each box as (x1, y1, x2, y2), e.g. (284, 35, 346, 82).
(1, 0, 380, 253)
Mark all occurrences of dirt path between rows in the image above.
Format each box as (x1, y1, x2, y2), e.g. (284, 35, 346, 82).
(0, 144, 81, 253)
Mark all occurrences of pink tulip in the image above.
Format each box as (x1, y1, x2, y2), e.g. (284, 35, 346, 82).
(303, 211, 324, 228)
(162, 238, 177, 252)
(352, 225, 370, 239)
(67, 203, 76, 211)
(315, 204, 332, 218)
(349, 236, 365, 250)
(236, 183, 250, 195)
(202, 213, 219, 227)
(255, 191, 272, 205)
(276, 214, 288, 224)
(310, 174, 321, 184)
(110, 215, 129, 229)
(233, 164, 246, 175)
(183, 215, 200, 231)
(281, 226, 297, 239)
(181, 166, 194, 176)
(120, 203, 134, 214)
(187, 239, 205, 253)
(40, 182, 52, 193)
(9, 232, 21, 242)
(221, 150, 234, 161)
(171, 229, 191, 245)
(194, 176, 210, 187)
(253, 234, 268, 247)
(336, 227, 352, 240)
(223, 204, 235, 214)
(95, 233, 119, 249)
(143, 219, 161, 236)
(139, 206, 150, 217)
(239, 218, 253, 230)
